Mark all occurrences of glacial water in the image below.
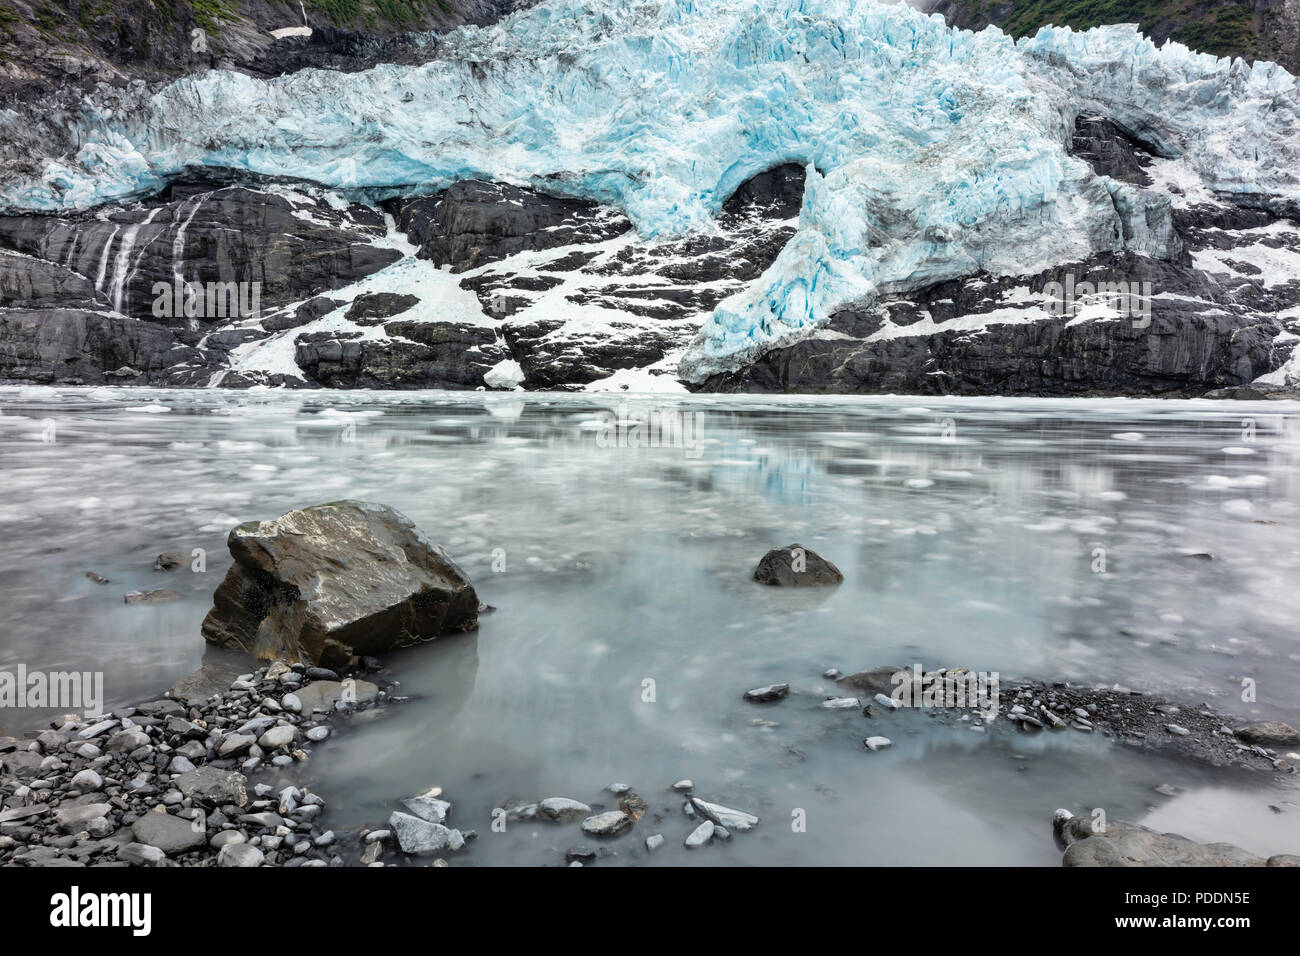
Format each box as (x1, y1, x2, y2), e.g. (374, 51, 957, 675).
(1, 386, 1299, 865)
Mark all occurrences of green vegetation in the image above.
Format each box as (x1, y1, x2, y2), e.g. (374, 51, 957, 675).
(978, 0, 1265, 62)
(33, 1, 65, 35)
(78, 0, 112, 29)
(1169, 4, 1257, 57)
(307, 0, 455, 28)
(189, 0, 237, 30)
(999, 0, 1164, 37)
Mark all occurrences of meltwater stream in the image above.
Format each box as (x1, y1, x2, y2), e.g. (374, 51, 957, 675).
(2, 387, 1299, 865)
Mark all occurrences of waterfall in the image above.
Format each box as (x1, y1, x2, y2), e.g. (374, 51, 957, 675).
(108, 208, 162, 315)
(62, 229, 79, 271)
(171, 197, 205, 290)
(93, 225, 121, 294)
(118, 208, 163, 313)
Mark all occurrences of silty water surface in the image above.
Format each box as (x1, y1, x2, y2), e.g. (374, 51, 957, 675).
(1, 386, 1298, 864)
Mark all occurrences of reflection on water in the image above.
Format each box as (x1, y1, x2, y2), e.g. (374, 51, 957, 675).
(1, 386, 1298, 865)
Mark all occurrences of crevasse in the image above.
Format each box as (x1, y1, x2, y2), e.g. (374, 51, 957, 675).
(2, 0, 1296, 381)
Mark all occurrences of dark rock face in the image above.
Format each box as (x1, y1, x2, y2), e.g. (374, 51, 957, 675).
(0, 250, 107, 309)
(0, 1, 541, 102)
(262, 296, 345, 333)
(345, 292, 420, 324)
(1070, 115, 1159, 186)
(753, 544, 844, 587)
(696, 250, 1293, 396)
(0, 181, 402, 385)
(837, 667, 907, 696)
(0, 184, 399, 330)
(440, 165, 808, 388)
(0, 308, 189, 385)
(201, 501, 479, 666)
(720, 163, 807, 220)
(385, 180, 633, 272)
(294, 321, 507, 388)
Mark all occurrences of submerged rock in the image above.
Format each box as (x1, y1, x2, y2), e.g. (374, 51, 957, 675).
(743, 683, 789, 703)
(537, 797, 592, 822)
(200, 501, 479, 665)
(1053, 810, 1272, 866)
(837, 666, 907, 696)
(1235, 721, 1300, 747)
(123, 588, 182, 605)
(752, 544, 843, 587)
(581, 811, 632, 837)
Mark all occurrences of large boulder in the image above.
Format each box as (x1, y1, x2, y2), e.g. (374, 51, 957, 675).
(200, 501, 479, 666)
(1233, 721, 1300, 747)
(1054, 811, 1266, 866)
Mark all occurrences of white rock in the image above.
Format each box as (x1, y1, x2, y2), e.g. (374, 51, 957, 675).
(581, 811, 632, 836)
(689, 798, 758, 831)
(685, 820, 715, 847)
(821, 696, 860, 709)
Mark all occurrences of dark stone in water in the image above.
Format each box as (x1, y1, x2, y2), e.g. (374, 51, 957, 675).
(753, 544, 843, 587)
(1235, 721, 1300, 748)
(200, 501, 479, 665)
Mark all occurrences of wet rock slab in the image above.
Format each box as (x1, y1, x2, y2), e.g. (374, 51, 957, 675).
(200, 500, 479, 666)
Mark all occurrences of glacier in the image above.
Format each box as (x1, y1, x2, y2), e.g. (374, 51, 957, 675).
(1, 0, 1297, 381)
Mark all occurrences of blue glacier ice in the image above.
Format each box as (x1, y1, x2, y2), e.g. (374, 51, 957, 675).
(2, 0, 1296, 380)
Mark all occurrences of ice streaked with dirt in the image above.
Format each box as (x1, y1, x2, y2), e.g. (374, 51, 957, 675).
(1, 387, 1298, 865)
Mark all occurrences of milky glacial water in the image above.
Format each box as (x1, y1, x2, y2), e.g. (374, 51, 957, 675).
(1, 386, 1299, 865)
